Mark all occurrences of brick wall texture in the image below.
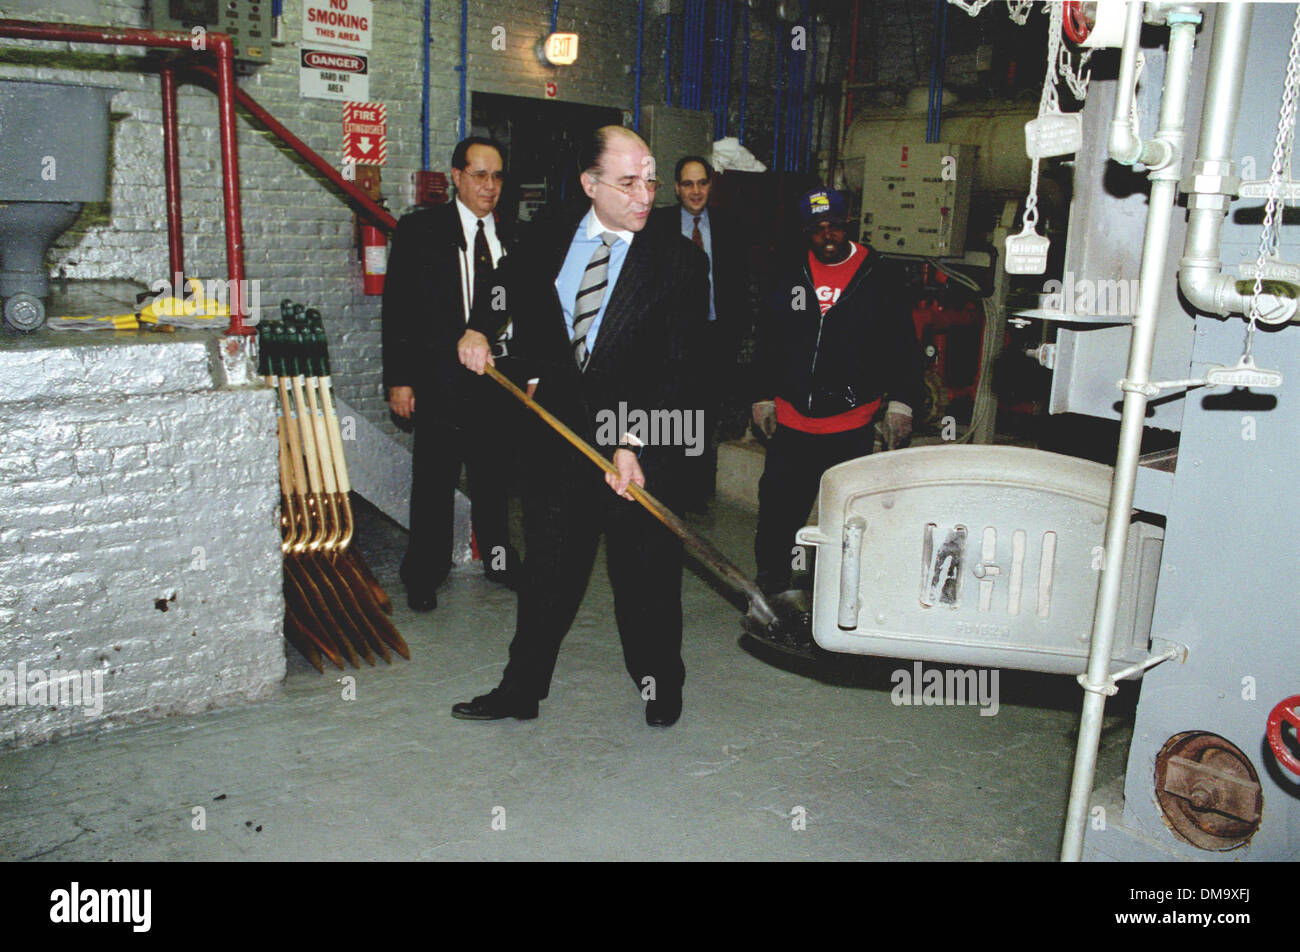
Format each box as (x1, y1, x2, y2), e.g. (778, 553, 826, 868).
(0, 335, 283, 748)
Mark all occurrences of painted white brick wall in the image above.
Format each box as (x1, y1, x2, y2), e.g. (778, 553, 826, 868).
(0, 334, 284, 749)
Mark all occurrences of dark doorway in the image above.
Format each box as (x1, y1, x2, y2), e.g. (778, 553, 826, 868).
(470, 92, 623, 230)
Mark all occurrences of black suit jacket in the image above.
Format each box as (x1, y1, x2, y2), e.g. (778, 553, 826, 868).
(381, 201, 511, 421)
(649, 204, 751, 351)
(470, 204, 710, 489)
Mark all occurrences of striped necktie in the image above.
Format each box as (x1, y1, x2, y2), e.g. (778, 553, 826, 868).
(572, 231, 618, 370)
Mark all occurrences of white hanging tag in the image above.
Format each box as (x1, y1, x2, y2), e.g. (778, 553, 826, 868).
(1005, 223, 1050, 274)
(1205, 355, 1284, 389)
(1025, 108, 1083, 159)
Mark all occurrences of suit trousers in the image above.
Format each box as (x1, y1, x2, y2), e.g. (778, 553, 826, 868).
(404, 377, 516, 587)
(500, 458, 685, 702)
(754, 423, 874, 593)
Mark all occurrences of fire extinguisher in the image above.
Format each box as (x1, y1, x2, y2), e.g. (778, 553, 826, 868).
(361, 223, 387, 295)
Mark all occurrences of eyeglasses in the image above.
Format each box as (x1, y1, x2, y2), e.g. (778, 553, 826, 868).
(593, 177, 659, 197)
(465, 170, 505, 184)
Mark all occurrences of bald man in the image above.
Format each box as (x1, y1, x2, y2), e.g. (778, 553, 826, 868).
(452, 126, 709, 727)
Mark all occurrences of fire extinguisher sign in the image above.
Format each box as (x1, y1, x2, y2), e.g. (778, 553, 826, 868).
(343, 101, 387, 166)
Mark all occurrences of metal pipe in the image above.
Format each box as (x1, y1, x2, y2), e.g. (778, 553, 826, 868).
(739, 2, 748, 143)
(773, 32, 784, 172)
(421, 0, 431, 170)
(665, 12, 673, 107)
(211, 33, 250, 335)
(458, 0, 467, 137)
(805, 10, 815, 170)
(635, 0, 645, 132)
(182, 65, 396, 231)
(1179, 1, 1258, 317)
(160, 65, 184, 281)
(1060, 11, 1201, 862)
(1107, 0, 1146, 164)
(845, 0, 860, 137)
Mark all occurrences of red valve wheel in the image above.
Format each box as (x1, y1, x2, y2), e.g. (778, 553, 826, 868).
(1063, 1, 1092, 45)
(1266, 695, 1300, 776)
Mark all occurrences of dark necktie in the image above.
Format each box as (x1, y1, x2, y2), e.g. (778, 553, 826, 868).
(572, 232, 618, 370)
(691, 215, 704, 249)
(472, 219, 505, 340)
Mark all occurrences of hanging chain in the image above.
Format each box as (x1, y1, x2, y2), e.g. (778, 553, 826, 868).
(1248, 2, 1300, 355)
(948, 0, 1032, 26)
(1019, 3, 1064, 234)
(1060, 45, 1093, 99)
(1041, 2, 1063, 115)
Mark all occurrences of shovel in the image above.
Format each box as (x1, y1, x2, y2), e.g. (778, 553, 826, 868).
(482, 365, 812, 650)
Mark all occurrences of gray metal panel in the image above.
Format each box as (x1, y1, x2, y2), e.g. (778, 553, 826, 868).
(1084, 2, 1300, 862)
(1047, 35, 1202, 430)
(0, 81, 116, 203)
(640, 105, 713, 206)
(796, 445, 1162, 676)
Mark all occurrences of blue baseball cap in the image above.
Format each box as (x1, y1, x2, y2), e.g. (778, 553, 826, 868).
(799, 187, 848, 227)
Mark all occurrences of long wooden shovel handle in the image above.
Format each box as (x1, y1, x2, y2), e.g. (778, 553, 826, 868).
(482, 364, 777, 627)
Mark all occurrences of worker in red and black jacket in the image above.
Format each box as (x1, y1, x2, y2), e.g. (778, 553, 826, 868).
(751, 187, 922, 602)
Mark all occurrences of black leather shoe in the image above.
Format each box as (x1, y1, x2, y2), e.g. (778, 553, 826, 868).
(451, 689, 538, 721)
(646, 692, 682, 727)
(407, 589, 437, 612)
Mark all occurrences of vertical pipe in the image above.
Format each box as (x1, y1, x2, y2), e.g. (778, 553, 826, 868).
(805, 11, 815, 171)
(695, 0, 705, 108)
(739, 1, 748, 144)
(213, 37, 248, 335)
(551, 0, 560, 35)
(458, 0, 468, 138)
(721, 0, 733, 141)
(845, 0, 859, 137)
(421, 0, 431, 169)
(160, 65, 184, 281)
(665, 12, 673, 107)
(1179, 2, 1256, 316)
(722, 0, 733, 139)
(773, 30, 784, 172)
(635, 0, 645, 132)
(1060, 15, 1200, 863)
(717, 0, 728, 139)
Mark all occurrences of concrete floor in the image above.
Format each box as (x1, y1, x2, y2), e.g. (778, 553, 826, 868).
(0, 497, 1137, 862)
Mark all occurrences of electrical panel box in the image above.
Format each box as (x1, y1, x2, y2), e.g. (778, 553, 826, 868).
(860, 142, 975, 257)
(639, 105, 713, 207)
(148, 0, 273, 65)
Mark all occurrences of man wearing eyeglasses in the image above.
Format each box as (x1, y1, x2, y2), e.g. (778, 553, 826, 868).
(381, 136, 522, 613)
(451, 125, 709, 727)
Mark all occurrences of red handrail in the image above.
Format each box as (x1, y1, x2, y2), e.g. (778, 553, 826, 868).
(0, 18, 251, 334)
(179, 63, 396, 232)
(0, 17, 398, 335)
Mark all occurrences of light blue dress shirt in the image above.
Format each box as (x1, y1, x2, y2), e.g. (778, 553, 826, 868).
(554, 209, 634, 355)
(680, 206, 716, 321)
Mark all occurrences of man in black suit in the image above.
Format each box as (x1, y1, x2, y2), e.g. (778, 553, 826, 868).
(452, 126, 709, 727)
(649, 155, 750, 510)
(381, 136, 521, 612)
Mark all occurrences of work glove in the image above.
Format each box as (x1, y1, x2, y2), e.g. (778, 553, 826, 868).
(883, 406, 913, 450)
(751, 400, 777, 439)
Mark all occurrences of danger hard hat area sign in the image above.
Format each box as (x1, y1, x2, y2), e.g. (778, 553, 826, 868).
(343, 101, 387, 166)
(300, 47, 369, 101)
